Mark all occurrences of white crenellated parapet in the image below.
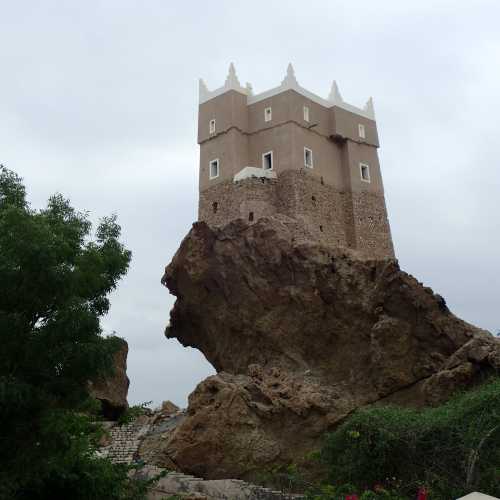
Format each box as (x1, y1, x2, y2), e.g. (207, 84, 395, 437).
(281, 63, 299, 88)
(199, 63, 376, 121)
(199, 63, 250, 104)
(328, 80, 343, 104)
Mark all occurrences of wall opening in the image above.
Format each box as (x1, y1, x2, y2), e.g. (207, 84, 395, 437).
(360, 163, 371, 182)
(248, 212, 254, 222)
(262, 151, 273, 170)
(321, 176, 324, 185)
(304, 147, 313, 168)
(209, 159, 220, 179)
(319, 225, 324, 232)
(212, 202, 218, 213)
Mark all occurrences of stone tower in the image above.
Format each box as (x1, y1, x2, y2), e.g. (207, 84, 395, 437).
(197, 63, 395, 259)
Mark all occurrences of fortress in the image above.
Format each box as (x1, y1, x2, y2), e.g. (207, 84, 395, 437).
(197, 63, 395, 259)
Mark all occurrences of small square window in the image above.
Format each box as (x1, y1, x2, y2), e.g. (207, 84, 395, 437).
(304, 147, 313, 168)
(360, 163, 370, 182)
(209, 119, 216, 134)
(264, 107, 272, 122)
(358, 124, 366, 139)
(303, 106, 310, 122)
(262, 151, 273, 170)
(209, 159, 219, 179)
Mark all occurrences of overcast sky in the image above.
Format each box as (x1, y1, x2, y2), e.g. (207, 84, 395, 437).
(2, 0, 499, 407)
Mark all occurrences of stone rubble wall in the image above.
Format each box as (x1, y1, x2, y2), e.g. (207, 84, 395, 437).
(99, 418, 303, 500)
(98, 421, 150, 464)
(198, 169, 394, 259)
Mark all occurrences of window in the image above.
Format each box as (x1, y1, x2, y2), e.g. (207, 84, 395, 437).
(264, 107, 272, 122)
(262, 151, 273, 170)
(209, 159, 219, 179)
(358, 124, 366, 139)
(360, 162, 371, 182)
(248, 212, 254, 222)
(209, 119, 216, 134)
(304, 147, 313, 168)
(303, 106, 310, 122)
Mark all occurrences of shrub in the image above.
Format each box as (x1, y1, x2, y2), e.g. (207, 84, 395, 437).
(319, 377, 500, 499)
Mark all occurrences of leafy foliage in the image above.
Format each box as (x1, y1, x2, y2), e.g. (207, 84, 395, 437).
(319, 378, 500, 499)
(117, 401, 153, 426)
(0, 166, 144, 499)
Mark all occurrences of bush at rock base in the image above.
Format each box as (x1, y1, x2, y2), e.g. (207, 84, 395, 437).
(317, 377, 500, 499)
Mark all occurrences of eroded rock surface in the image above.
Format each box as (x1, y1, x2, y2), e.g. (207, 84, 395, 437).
(89, 337, 130, 419)
(162, 216, 500, 479)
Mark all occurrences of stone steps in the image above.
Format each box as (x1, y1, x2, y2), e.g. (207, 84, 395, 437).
(139, 465, 305, 500)
(98, 421, 304, 499)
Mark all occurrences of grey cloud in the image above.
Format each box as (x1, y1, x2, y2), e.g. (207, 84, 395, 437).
(1, 0, 499, 406)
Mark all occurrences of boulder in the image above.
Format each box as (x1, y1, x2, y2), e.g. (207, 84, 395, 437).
(162, 216, 500, 479)
(89, 337, 130, 419)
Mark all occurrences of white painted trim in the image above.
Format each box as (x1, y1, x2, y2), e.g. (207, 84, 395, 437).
(264, 107, 272, 122)
(359, 162, 371, 183)
(358, 123, 365, 139)
(262, 151, 273, 170)
(209, 158, 220, 180)
(247, 84, 375, 120)
(304, 147, 313, 168)
(303, 105, 310, 122)
(199, 64, 376, 120)
(209, 119, 216, 134)
(233, 166, 277, 182)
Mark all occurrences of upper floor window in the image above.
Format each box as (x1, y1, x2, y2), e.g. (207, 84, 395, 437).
(303, 106, 310, 122)
(264, 107, 272, 122)
(209, 119, 216, 134)
(358, 124, 366, 139)
(304, 147, 313, 168)
(262, 151, 273, 170)
(209, 159, 219, 179)
(360, 162, 370, 182)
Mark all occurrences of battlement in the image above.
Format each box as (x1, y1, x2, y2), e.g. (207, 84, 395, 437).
(196, 64, 395, 259)
(199, 63, 375, 120)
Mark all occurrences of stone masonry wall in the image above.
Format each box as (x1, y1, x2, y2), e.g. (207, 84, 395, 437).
(199, 177, 278, 226)
(350, 191, 395, 259)
(198, 170, 394, 259)
(276, 169, 349, 249)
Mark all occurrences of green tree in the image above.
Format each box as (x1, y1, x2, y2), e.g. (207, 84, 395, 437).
(0, 167, 146, 499)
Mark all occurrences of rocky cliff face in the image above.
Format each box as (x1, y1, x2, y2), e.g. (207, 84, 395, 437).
(161, 216, 500, 479)
(89, 337, 130, 419)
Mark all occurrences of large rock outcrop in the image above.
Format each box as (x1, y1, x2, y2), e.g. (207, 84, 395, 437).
(162, 216, 500, 479)
(89, 337, 130, 419)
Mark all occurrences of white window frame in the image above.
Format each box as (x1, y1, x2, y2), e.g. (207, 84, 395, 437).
(209, 119, 216, 134)
(303, 106, 310, 122)
(209, 158, 220, 179)
(262, 151, 273, 170)
(264, 107, 272, 122)
(359, 162, 371, 183)
(304, 147, 314, 169)
(358, 123, 366, 139)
